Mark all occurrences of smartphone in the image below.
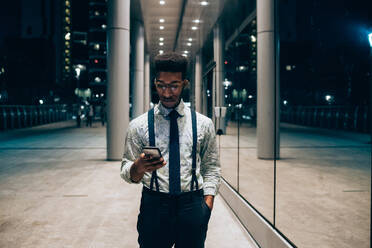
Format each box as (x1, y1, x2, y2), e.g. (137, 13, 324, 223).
(142, 146, 162, 160)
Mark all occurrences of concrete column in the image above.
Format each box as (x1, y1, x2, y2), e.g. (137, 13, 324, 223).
(194, 54, 202, 113)
(144, 54, 150, 112)
(132, 22, 145, 118)
(213, 24, 226, 133)
(257, 0, 280, 159)
(106, 0, 130, 160)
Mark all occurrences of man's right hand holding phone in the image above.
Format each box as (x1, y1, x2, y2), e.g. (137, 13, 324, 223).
(129, 153, 166, 183)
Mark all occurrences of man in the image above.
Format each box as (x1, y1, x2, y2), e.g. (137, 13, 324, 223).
(120, 52, 221, 248)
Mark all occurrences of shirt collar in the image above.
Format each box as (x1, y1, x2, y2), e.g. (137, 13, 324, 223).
(156, 99, 185, 118)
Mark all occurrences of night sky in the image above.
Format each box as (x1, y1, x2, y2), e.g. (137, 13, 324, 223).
(0, 0, 371, 105)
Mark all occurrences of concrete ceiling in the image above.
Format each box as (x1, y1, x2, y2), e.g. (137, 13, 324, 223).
(135, 0, 227, 60)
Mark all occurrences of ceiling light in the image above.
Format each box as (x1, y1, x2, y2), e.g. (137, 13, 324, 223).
(182, 54, 188, 57)
(159, 37, 164, 41)
(159, 0, 165, 5)
(188, 38, 192, 42)
(159, 42, 164, 46)
(191, 26, 197, 30)
(159, 50, 164, 54)
(159, 18, 165, 23)
(187, 43, 192, 46)
(200, 1, 209, 6)
(193, 19, 201, 23)
(160, 26, 164, 30)
(184, 51, 189, 54)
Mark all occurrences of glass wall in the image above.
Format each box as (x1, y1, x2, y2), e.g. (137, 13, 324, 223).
(206, 1, 371, 247)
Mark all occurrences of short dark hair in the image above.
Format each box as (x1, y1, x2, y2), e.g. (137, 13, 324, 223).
(154, 52, 188, 80)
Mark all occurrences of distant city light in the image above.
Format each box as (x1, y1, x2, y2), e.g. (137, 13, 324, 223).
(64, 32, 71, 40)
(101, 24, 107, 29)
(248, 95, 253, 99)
(100, 93, 104, 97)
(39, 100, 44, 105)
(75, 68, 81, 78)
(94, 59, 99, 64)
(94, 44, 100, 50)
(95, 77, 101, 83)
(96, 94, 99, 98)
(225, 95, 228, 98)
(325, 95, 334, 104)
(283, 100, 288, 105)
(223, 79, 232, 87)
(250, 35, 256, 42)
(286, 65, 292, 71)
(369, 33, 372, 47)
(224, 60, 228, 65)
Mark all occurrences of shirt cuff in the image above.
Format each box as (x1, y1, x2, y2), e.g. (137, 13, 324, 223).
(120, 160, 141, 184)
(203, 185, 218, 196)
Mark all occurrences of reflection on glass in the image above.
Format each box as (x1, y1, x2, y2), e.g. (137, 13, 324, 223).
(276, 2, 371, 247)
(221, 18, 274, 222)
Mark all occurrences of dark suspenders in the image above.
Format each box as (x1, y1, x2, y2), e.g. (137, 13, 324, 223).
(148, 108, 199, 192)
(148, 108, 160, 192)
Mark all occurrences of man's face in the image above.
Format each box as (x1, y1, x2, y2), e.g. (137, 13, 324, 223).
(155, 71, 187, 109)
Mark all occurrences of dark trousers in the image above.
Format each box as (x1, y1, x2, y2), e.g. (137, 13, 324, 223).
(137, 187, 211, 248)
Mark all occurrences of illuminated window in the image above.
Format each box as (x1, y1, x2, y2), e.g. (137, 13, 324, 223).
(95, 11, 100, 16)
(94, 77, 102, 83)
(94, 44, 100, 50)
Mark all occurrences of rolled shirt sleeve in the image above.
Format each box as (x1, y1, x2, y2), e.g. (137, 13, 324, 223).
(200, 118, 221, 196)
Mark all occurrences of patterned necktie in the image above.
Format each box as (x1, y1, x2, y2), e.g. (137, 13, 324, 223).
(168, 110, 181, 195)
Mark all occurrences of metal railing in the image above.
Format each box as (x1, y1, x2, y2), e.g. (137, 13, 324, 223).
(281, 105, 370, 133)
(0, 104, 73, 131)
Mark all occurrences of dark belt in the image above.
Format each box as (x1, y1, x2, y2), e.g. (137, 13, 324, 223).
(142, 186, 203, 202)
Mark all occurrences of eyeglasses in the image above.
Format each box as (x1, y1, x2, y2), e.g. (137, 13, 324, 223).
(155, 82, 182, 92)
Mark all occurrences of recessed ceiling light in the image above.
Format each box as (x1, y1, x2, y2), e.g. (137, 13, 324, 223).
(193, 19, 201, 23)
(159, 18, 165, 23)
(200, 1, 209, 6)
(159, 37, 164, 41)
(159, 1, 165, 5)
(184, 51, 189, 54)
(182, 54, 188, 57)
(159, 42, 164, 46)
(188, 38, 192, 42)
(160, 26, 164, 30)
(191, 26, 197, 30)
(159, 50, 164, 54)
(187, 43, 192, 46)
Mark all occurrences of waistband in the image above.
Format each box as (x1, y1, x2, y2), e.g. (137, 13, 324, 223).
(142, 186, 204, 199)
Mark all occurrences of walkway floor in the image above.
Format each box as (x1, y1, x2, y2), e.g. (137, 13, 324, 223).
(0, 121, 256, 248)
